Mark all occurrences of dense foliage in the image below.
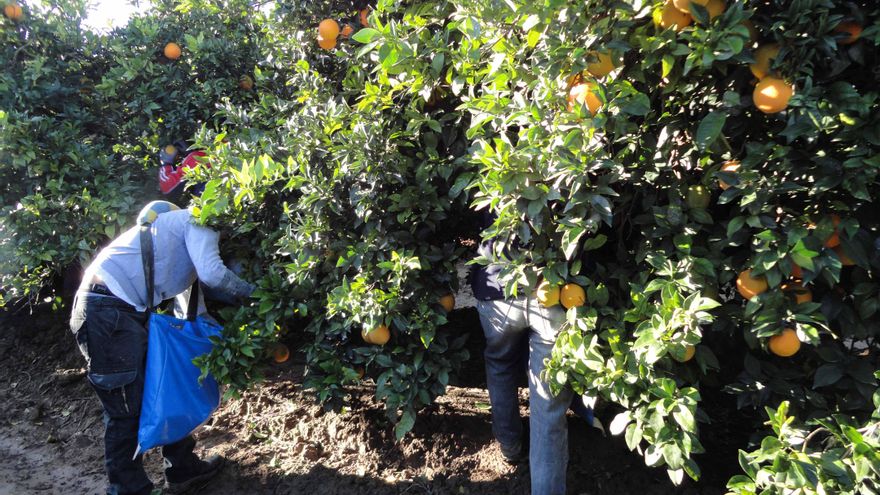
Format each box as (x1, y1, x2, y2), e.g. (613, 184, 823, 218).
(2, 0, 879, 491)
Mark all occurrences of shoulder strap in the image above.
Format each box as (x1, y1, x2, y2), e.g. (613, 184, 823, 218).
(186, 282, 200, 321)
(139, 225, 155, 311)
(140, 223, 200, 319)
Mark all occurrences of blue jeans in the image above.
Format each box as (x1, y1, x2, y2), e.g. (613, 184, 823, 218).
(70, 289, 200, 495)
(476, 298, 572, 495)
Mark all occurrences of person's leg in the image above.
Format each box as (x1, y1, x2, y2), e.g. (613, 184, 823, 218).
(71, 293, 152, 495)
(476, 298, 529, 460)
(525, 297, 573, 495)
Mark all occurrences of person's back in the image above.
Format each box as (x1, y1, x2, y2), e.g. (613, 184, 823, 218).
(84, 208, 253, 311)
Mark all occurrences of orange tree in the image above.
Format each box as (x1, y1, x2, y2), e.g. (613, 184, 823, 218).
(444, 0, 879, 490)
(0, 0, 261, 306)
(4, 0, 880, 490)
(189, 0, 473, 437)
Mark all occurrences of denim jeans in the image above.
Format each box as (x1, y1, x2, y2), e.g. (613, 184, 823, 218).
(476, 297, 572, 495)
(70, 290, 201, 495)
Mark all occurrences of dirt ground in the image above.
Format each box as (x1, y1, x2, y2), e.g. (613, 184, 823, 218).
(0, 305, 738, 495)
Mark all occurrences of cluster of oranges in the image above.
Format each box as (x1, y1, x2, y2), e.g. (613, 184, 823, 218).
(734, 214, 850, 357)
(316, 8, 368, 51)
(536, 281, 587, 309)
(3, 2, 22, 21)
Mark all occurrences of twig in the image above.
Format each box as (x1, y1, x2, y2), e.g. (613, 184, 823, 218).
(801, 426, 829, 453)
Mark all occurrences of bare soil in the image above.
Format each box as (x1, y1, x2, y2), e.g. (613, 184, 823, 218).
(0, 306, 735, 495)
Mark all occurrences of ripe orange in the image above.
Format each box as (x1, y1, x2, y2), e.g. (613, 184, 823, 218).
(659, 1, 692, 31)
(753, 77, 794, 114)
(318, 19, 340, 40)
(768, 329, 801, 357)
(686, 185, 710, 209)
(718, 160, 740, 190)
(362, 324, 391, 345)
(4, 2, 22, 21)
(824, 214, 841, 248)
(586, 51, 615, 78)
(239, 75, 254, 90)
(672, 0, 709, 13)
(560, 283, 586, 309)
(439, 294, 455, 313)
(164, 42, 182, 60)
(317, 35, 337, 50)
(341, 24, 354, 38)
(781, 282, 812, 305)
(674, 345, 696, 362)
(359, 7, 370, 27)
(749, 44, 780, 80)
(273, 343, 290, 363)
(736, 269, 768, 300)
(705, 0, 725, 20)
(567, 81, 601, 116)
(834, 22, 862, 45)
(834, 246, 855, 266)
(536, 280, 561, 307)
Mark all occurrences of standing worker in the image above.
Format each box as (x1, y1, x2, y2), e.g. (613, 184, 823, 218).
(470, 212, 573, 495)
(69, 201, 254, 495)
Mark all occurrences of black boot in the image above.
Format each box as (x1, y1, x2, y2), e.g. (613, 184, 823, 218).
(163, 454, 225, 493)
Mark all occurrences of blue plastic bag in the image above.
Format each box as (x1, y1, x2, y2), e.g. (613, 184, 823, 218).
(136, 313, 222, 454)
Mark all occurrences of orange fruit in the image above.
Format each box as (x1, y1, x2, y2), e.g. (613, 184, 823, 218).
(4, 3, 22, 21)
(705, 0, 725, 20)
(834, 246, 855, 266)
(768, 329, 801, 357)
(567, 81, 601, 116)
(834, 22, 862, 45)
(749, 44, 780, 80)
(753, 77, 794, 114)
(736, 269, 768, 300)
(824, 214, 841, 248)
(781, 282, 812, 305)
(341, 24, 354, 38)
(439, 294, 455, 313)
(586, 50, 616, 78)
(659, 1, 693, 31)
(272, 343, 290, 363)
(536, 280, 561, 307)
(317, 35, 337, 50)
(164, 144, 178, 156)
(560, 283, 586, 309)
(718, 160, 740, 190)
(164, 42, 182, 60)
(318, 19, 340, 40)
(239, 75, 254, 90)
(674, 345, 696, 362)
(362, 324, 390, 345)
(359, 7, 370, 27)
(672, 0, 709, 13)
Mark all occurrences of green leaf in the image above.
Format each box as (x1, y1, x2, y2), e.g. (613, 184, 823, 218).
(352, 28, 380, 43)
(696, 111, 726, 151)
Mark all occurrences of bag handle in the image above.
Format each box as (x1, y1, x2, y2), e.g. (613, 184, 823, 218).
(140, 223, 199, 320)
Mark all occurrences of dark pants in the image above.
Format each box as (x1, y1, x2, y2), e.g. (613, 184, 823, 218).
(70, 289, 200, 495)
